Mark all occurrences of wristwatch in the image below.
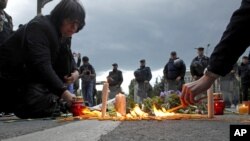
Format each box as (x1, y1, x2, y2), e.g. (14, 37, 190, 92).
(204, 69, 219, 79)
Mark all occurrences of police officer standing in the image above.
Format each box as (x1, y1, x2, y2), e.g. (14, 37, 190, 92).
(163, 51, 186, 91)
(107, 63, 123, 99)
(190, 47, 209, 81)
(134, 59, 152, 103)
(0, 0, 12, 45)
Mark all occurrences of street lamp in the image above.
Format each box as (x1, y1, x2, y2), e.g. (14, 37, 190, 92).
(37, 0, 53, 15)
(206, 43, 210, 56)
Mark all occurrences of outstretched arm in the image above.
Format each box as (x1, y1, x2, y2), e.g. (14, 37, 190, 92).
(181, 0, 250, 106)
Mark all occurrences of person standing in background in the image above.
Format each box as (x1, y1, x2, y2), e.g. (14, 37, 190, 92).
(238, 56, 250, 101)
(163, 51, 186, 91)
(190, 47, 209, 81)
(79, 56, 96, 107)
(220, 64, 239, 108)
(134, 59, 152, 103)
(107, 63, 123, 99)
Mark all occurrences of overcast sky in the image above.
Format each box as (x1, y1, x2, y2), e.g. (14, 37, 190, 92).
(5, 0, 250, 93)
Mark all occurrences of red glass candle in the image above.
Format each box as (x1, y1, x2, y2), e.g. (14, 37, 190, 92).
(71, 101, 84, 116)
(214, 99, 225, 115)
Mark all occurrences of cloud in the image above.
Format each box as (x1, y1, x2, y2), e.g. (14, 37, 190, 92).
(72, 0, 242, 72)
(5, 0, 250, 85)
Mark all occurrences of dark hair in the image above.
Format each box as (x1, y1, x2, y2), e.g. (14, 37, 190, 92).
(50, 0, 86, 32)
(140, 59, 145, 63)
(171, 51, 177, 56)
(82, 56, 89, 62)
(242, 56, 249, 59)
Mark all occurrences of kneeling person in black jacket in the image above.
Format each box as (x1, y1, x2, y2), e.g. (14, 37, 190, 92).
(0, 0, 86, 118)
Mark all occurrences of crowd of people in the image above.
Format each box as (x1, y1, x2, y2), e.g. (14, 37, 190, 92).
(0, 0, 250, 119)
(133, 48, 250, 107)
(74, 45, 249, 108)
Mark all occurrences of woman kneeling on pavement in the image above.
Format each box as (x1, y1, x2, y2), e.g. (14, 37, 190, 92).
(0, 0, 85, 119)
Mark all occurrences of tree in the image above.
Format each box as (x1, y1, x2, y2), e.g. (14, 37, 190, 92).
(128, 79, 136, 100)
(128, 77, 165, 100)
(148, 77, 165, 98)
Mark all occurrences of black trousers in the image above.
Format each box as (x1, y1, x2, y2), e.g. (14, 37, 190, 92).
(0, 77, 60, 119)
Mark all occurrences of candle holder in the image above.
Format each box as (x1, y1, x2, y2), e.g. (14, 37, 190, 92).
(213, 93, 225, 115)
(242, 101, 250, 115)
(71, 96, 84, 116)
(238, 103, 249, 115)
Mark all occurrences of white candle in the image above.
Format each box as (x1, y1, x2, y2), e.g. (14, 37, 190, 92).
(115, 93, 126, 116)
(207, 87, 214, 118)
(101, 82, 109, 118)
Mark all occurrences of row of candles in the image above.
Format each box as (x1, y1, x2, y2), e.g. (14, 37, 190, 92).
(71, 83, 249, 117)
(213, 92, 250, 115)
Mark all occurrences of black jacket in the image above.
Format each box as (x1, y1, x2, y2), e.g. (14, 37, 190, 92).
(190, 55, 209, 77)
(0, 15, 77, 97)
(207, 0, 250, 76)
(79, 63, 96, 82)
(54, 37, 77, 81)
(107, 70, 123, 86)
(164, 58, 186, 80)
(134, 66, 152, 82)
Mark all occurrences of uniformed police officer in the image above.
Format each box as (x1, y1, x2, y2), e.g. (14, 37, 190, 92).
(163, 51, 186, 91)
(107, 63, 123, 99)
(190, 47, 209, 80)
(134, 59, 152, 103)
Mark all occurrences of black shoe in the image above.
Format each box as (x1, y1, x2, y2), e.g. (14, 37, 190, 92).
(51, 100, 70, 118)
(59, 101, 70, 113)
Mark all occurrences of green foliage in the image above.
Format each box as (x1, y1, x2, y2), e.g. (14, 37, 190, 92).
(107, 103, 117, 117)
(128, 79, 136, 100)
(126, 96, 136, 112)
(148, 77, 165, 98)
(127, 76, 207, 114)
(163, 94, 181, 109)
(143, 96, 164, 113)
